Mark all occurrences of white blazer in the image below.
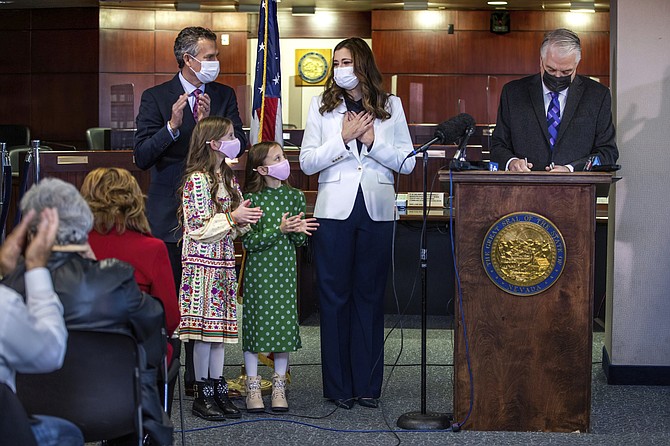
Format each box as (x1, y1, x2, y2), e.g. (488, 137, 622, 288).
(300, 94, 416, 221)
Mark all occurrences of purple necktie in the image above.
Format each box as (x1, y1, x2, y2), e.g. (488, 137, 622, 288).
(192, 88, 202, 122)
(547, 91, 561, 149)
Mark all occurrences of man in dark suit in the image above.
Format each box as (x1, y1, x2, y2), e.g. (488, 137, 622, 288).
(134, 26, 248, 395)
(491, 28, 618, 172)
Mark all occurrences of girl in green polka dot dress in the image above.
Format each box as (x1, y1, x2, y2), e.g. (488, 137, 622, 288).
(241, 141, 319, 412)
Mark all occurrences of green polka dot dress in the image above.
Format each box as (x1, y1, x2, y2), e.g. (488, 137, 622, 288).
(241, 185, 306, 353)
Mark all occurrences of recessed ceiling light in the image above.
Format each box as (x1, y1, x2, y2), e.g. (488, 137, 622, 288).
(487, 1, 508, 5)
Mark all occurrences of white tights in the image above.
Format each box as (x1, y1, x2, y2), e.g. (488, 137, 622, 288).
(193, 341, 225, 381)
(243, 351, 289, 377)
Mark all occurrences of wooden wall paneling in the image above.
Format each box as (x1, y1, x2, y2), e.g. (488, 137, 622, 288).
(218, 74, 248, 90)
(456, 31, 543, 75)
(544, 12, 610, 32)
(371, 10, 456, 31)
(154, 10, 212, 31)
(0, 30, 30, 73)
(31, 30, 100, 73)
(212, 13, 247, 32)
(215, 31, 247, 73)
(0, 9, 29, 30)
(395, 75, 461, 124)
(100, 8, 155, 30)
(155, 30, 180, 73)
(456, 11, 491, 31)
(0, 75, 31, 124)
(575, 32, 610, 77)
(153, 74, 174, 85)
(100, 30, 156, 73)
(372, 31, 459, 74)
(31, 73, 99, 147)
(99, 73, 157, 128)
(270, 11, 372, 39)
(31, 8, 99, 30)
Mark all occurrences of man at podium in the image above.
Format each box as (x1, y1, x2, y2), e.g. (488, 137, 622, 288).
(491, 28, 618, 172)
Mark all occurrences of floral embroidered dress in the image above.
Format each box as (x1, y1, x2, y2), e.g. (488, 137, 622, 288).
(178, 171, 249, 343)
(241, 185, 306, 353)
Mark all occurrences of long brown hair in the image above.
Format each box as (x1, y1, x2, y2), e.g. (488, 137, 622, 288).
(80, 167, 151, 235)
(178, 116, 241, 224)
(244, 141, 291, 194)
(319, 37, 391, 120)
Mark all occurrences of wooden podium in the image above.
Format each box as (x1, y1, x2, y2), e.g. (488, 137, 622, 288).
(440, 170, 614, 432)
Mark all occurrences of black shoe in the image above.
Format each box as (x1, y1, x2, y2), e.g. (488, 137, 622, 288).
(212, 378, 242, 418)
(192, 381, 226, 421)
(330, 398, 355, 410)
(358, 397, 379, 408)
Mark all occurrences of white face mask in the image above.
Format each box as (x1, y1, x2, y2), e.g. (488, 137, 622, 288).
(187, 54, 220, 84)
(333, 66, 359, 90)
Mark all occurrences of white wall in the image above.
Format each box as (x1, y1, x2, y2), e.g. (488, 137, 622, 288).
(607, 0, 670, 366)
(247, 38, 372, 129)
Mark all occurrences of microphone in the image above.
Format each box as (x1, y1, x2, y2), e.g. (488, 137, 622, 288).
(407, 113, 476, 157)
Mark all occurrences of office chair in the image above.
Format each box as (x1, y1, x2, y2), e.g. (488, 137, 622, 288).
(0, 124, 30, 148)
(15, 330, 143, 445)
(86, 127, 111, 150)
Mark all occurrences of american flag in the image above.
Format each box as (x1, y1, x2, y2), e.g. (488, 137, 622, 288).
(250, 0, 283, 146)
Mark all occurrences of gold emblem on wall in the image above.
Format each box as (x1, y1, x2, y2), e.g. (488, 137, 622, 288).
(295, 49, 331, 86)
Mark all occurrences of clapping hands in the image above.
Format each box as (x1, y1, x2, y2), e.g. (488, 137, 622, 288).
(279, 212, 319, 236)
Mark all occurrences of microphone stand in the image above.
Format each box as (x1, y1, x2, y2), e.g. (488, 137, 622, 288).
(449, 126, 475, 171)
(397, 147, 451, 431)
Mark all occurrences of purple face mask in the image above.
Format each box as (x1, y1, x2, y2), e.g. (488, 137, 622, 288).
(209, 139, 240, 159)
(265, 159, 290, 181)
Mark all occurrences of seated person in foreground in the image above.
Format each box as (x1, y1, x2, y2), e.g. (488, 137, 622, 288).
(0, 208, 84, 446)
(2, 178, 173, 446)
(80, 167, 180, 364)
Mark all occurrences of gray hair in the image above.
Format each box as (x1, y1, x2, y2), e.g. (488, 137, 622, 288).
(20, 178, 93, 245)
(174, 26, 217, 69)
(540, 28, 582, 64)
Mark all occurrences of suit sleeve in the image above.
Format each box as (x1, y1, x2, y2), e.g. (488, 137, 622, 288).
(299, 96, 353, 176)
(570, 88, 619, 170)
(363, 97, 416, 175)
(134, 87, 176, 170)
(490, 84, 517, 168)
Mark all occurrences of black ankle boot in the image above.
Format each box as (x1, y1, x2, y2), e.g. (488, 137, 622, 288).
(192, 380, 226, 421)
(213, 378, 241, 418)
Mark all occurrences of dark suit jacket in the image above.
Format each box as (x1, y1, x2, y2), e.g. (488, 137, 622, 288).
(491, 74, 618, 171)
(134, 74, 248, 243)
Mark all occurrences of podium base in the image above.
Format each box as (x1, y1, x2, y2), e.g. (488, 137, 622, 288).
(396, 411, 452, 430)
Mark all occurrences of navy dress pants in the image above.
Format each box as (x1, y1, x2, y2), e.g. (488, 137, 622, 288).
(313, 190, 392, 400)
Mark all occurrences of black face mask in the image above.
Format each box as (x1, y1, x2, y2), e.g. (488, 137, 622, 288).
(543, 71, 572, 93)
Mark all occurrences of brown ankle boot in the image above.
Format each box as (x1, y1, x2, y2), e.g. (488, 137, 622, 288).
(271, 373, 288, 412)
(212, 378, 241, 418)
(245, 375, 265, 413)
(192, 380, 226, 421)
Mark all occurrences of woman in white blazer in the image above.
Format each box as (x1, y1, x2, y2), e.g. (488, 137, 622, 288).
(300, 37, 415, 410)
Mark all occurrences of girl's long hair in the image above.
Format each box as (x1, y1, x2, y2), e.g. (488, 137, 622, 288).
(178, 116, 241, 226)
(319, 37, 391, 121)
(244, 141, 290, 194)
